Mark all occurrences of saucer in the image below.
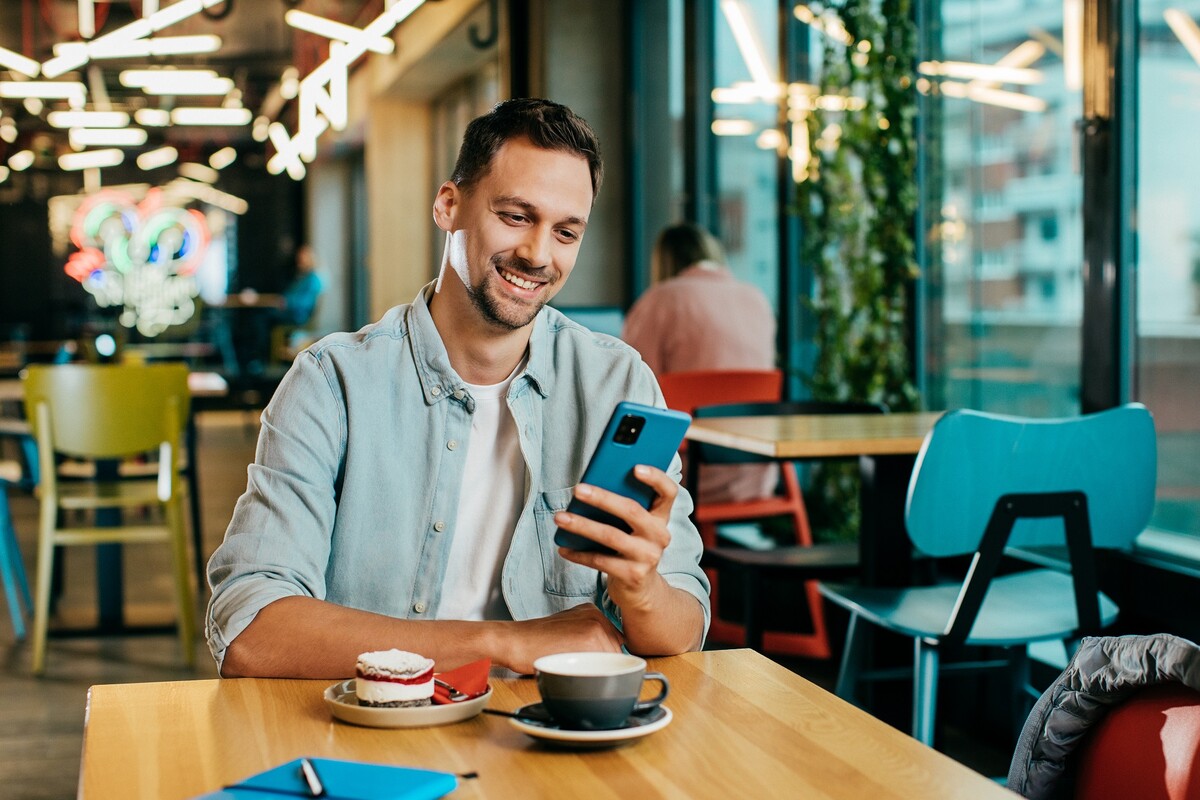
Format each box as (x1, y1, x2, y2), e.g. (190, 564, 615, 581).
(324, 679, 491, 728)
(507, 702, 672, 748)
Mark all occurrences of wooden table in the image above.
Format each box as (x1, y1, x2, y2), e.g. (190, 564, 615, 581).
(79, 649, 1015, 799)
(685, 412, 942, 587)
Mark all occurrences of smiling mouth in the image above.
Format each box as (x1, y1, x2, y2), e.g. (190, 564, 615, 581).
(498, 267, 544, 291)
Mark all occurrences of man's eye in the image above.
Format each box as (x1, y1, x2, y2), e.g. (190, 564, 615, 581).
(557, 229, 580, 243)
(500, 212, 528, 224)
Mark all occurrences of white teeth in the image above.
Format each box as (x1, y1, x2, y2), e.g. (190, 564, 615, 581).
(500, 269, 539, 290)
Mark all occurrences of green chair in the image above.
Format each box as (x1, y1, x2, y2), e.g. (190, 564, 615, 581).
(819, 403, 1157, 747)
(23, 363, 196, 674)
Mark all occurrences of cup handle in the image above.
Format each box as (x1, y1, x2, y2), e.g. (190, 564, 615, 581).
(633, 672, 670, 713)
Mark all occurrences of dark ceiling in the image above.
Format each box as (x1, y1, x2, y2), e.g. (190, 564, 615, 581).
(0, 0, 376, 165)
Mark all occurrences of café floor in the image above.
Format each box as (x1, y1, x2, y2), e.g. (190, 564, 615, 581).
(0, 412, 1010, 799)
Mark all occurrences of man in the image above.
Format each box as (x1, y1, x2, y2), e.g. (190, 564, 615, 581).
(206, 99, 710, 678)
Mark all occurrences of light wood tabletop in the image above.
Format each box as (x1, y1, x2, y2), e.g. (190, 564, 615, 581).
(685, 411, 944, 459)
(79, 649, 1015, 799)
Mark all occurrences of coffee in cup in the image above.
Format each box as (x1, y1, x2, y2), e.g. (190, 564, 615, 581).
(533, 652, 669, 730)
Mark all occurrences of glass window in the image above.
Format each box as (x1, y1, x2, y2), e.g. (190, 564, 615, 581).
(711, 0, 782, 308)
(919, 0, 1082, 417)
(1135, 1, 1200, 538)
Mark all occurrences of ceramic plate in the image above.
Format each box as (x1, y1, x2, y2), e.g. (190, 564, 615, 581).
(324, 679, 491, 728)
(507, 702, 672, 748)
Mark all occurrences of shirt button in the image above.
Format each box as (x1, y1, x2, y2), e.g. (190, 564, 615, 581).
(433, 521, 445, 532)
(431, 386, 441, 396)
(447, 440, 457, 450)
(413, 602, 426, 614)
(453, 389, 465, 400)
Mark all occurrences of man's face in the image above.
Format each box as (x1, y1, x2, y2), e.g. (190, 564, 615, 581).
(435, 137, 593, 331)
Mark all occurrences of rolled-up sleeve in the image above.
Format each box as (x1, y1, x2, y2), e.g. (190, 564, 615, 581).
(205, 352, 345, 671)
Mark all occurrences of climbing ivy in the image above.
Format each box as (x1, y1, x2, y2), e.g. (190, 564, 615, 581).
(794, 0, 921, 539)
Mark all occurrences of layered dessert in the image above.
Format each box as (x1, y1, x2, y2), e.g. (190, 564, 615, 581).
(355, 649, 435, 707)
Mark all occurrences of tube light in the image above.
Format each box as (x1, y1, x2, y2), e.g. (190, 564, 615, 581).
(171, 107, 252, 125)
(940, 80, 1047, 112)
(279, 67, 300, 101)
(918, 61, 1043, 85)
(137, 146, 178, 170)
(284, 10, 395, 54)
(8, 150, 34, 171)
(0, 81, 87, 103)
(179, 162, 220, 183)
(48, 110, 130, 128)
(1165, 9, 1200, 70)
(0, 165, 9, 183)
(711, 119, 756, 136)
(59, 149, 124, 170)
(0, 45, 40, 78)
(0, 117, 17, 143)
(139, 76, 234, 96)
(720, 1, 776, 87)
(91, 34, 222, 58)
(135, 108, 171, 127)
(69, 128, 149, 148)
(209, 147, 237, 170)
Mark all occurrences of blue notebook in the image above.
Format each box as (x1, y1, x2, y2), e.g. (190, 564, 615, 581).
(193, 757, 458, 800)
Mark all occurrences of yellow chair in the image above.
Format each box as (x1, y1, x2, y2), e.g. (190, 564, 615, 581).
(23, 363, 196, 674)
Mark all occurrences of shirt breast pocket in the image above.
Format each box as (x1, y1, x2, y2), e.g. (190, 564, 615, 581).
(534, 487, 601, 598)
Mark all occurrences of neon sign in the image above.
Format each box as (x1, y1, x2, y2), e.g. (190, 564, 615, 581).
(65, 188, 210, 336)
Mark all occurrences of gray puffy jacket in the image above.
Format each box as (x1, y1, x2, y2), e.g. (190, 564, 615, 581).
(1007, 633, 1200, 799)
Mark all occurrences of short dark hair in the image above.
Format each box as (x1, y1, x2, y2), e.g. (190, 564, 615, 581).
(451, 98, 603, 200)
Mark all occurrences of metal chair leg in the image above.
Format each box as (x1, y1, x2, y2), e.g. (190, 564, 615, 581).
(835, 612, 864, 701)
(913, 637, 940, 746)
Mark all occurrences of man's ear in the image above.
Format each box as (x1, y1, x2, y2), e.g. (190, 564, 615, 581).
(432, 181, 460, 232)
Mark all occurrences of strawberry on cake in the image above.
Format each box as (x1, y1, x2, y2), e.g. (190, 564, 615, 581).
(355, 649, 435, 708)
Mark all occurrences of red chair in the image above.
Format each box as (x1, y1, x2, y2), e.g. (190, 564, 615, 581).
(657, 369, 834, 658)
(1073, 684, 1200, 800)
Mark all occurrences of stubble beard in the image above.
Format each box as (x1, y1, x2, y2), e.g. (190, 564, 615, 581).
(465, 256, 553, 331)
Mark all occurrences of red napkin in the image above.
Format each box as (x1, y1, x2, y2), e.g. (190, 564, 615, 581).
(432, 658, 491, 705)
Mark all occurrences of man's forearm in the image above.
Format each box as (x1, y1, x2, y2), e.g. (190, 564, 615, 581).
(219, 596, 499, 678)
(619, 580, 706, 657)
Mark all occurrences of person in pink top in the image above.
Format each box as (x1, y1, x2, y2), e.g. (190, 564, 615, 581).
(621, 223, 776, 375)
(622, 223, 778, 505)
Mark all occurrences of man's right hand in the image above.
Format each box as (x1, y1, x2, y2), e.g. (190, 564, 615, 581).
(497, 603, 624, 674)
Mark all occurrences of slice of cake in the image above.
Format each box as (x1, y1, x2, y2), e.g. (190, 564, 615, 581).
(355, 649, 435, 708)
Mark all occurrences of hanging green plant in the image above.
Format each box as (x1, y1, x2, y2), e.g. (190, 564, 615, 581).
(794, 0, 921, 540)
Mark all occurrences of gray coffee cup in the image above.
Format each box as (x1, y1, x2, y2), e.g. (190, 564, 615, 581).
(533, 652, 669, 731)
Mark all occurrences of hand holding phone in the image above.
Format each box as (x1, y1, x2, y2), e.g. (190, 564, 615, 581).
(553, 401, 691, 552)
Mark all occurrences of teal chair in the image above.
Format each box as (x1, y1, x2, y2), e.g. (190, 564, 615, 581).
(819, 403, 1157, 747)
(0, 422, 36, 639)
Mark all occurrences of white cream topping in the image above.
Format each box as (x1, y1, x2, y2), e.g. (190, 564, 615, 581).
(356, 675, 433, 704)
(356, 649, 434, 677)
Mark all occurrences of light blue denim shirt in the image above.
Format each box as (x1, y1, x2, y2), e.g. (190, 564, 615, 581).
(205, 284, 711, 670)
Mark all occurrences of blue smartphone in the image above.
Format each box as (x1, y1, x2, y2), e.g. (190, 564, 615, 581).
(554, 401, 692, 552)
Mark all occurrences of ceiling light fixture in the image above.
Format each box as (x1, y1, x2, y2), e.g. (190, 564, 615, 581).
(0, 81, 87, 106)
(0, 44, 41, 78)
(209, 147, 237, 170)
(137, 146, 178, 170)
(1165, 8, 1200, 69)
(48, 110, 131, 128)
(68, 128, 148, 148)
(134, 108, 171, 127)
(711, 119, 756, 136)
(939, 80, 1048, 112)
(179, 162, 220, 183)
(284, 10, 396, 54)
(720, 0, 776, 87)
(1063, 0, 1083, 90)
(8, 150, 35, 171)
(59, 148, 125, 170)
(918, 61, 1043, 85)
(41, 0, 227, 78)
(0, 165, 9, 183)
(171, 107, 253, 126)
(0, 117, 18, 143)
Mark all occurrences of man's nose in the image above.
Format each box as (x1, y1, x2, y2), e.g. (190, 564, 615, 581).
(514, 225, 553, 267)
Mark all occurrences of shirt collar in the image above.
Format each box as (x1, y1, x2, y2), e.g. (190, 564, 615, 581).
(408, 282, 551, 404)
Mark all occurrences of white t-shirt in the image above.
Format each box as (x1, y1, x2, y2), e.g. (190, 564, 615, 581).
(436, 359, 527, 621)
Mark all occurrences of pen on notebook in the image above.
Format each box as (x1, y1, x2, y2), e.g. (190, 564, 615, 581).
(299, 758, 326, 797)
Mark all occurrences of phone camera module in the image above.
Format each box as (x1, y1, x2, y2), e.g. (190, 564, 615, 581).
(614, 414, 645, 445)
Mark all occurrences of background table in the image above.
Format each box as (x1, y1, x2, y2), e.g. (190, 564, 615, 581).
(79, 649, 1015, 799)
(685, 411, 942, 586)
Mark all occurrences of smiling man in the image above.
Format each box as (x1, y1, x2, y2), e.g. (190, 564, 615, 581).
(206, 99, 710, 678)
